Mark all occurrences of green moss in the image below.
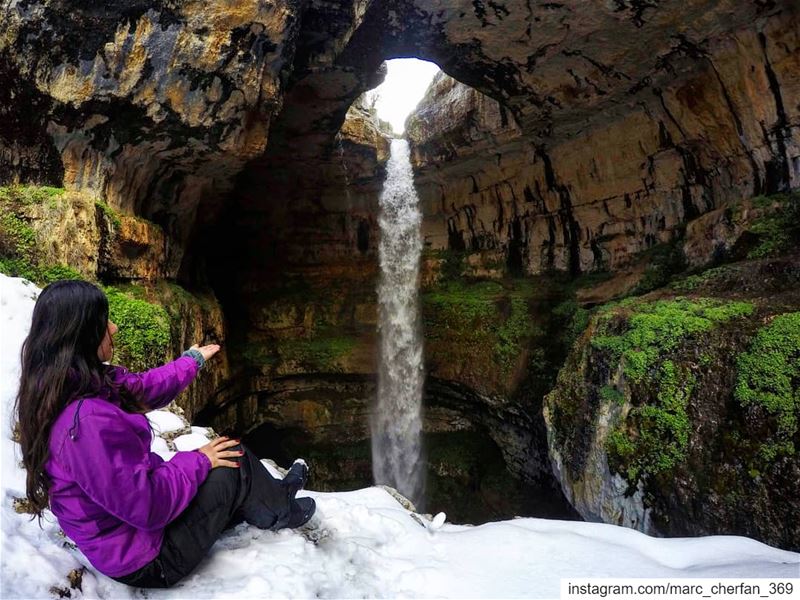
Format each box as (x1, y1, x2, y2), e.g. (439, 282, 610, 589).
(600, 385, 624, 404)
(244, 333, 359, 373)
(606, 360, 694, 482)
(0, 210, 50, 283)
(735, 312, 800, 460)
(104, 286, 171, 371)
(435, 248, 468, 281)
(495, 296, 534, 372)
(0, 211, 36, 255)
(592, 297, 754, 485)
(423, 280, 501, 321)
(552, 299, 591, 346)
(422, 279, 535, 377)
(672, 265, 735, 293)
(0, 185, 88, 284)
(0, 184, 65, 207)
(95, 199, 121, 228)
(630, 240, 687, 295)
(746, 192, 800, 259)
(592, 297, 754, 383)
(38, 264, 83, 284)
(279, 335, 358, 371)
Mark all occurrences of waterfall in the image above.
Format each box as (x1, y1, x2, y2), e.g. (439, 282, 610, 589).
(371, 138, 425, 506)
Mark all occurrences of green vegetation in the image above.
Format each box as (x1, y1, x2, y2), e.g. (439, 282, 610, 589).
(606, 360, 695, 483)
(435, 248, 468, 281)
(38, 264, 83, 283)
(104, 286, 171, 371)
(277, 335, 358, 372)
(735, 312, 800, 461)
(243, 333, 358, 373)
(592, 297, 754, 383)
(746, 192, 799, 259)
(672, 265, 736, 293)
(495, 296, 533, 371)
(600, 385, 624, 405)
(94, 199, 122, 228)
(0, 209, 39, 281)
(0, 187, 84, 285)
(424, 279, 500, 322)
(593, 297, 754, 484)
(422, 279, 535, 378)
(552, 299, 590, 348)
(0, 184, 65, 207)
(630, 240, 686, 296)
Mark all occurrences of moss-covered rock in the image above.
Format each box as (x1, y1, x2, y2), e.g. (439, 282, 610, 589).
(422, 278, 537, 395)
(0, 185, 90, 284)
(734, 312, 800, 462)
(104, 285, 171, 372)
(544, 254, 800, 550)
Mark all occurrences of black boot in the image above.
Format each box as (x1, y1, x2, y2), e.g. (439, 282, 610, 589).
(287, 497, 316, 529)
(283, 458, 309, 495)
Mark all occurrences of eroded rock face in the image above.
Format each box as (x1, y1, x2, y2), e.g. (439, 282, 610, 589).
(1, 0, 300, 274)
(407, 6, 800, 276)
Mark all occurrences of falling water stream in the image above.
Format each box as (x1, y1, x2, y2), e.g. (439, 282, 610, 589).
(371, 138, 425, 507)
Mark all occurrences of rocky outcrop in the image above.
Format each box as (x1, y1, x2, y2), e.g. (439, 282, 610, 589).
(543, 194, 800, 549)
(1, 0, 301, 275)
(0, 185, 230, 420)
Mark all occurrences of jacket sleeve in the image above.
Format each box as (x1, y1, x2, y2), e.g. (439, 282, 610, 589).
(60, 406, 212, 531)
(111, 356, 199, 411)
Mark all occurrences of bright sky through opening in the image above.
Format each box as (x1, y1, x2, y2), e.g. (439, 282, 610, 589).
(369, 59, 440, 135)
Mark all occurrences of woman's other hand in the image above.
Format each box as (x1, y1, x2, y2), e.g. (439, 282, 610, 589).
(190, 343, 220, 362)
(197, 436, 243, 469)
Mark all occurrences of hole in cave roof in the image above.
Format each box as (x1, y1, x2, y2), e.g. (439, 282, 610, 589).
(364, 58, 440, 135)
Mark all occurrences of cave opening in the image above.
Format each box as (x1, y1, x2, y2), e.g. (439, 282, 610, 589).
(200, 45, 568, 526)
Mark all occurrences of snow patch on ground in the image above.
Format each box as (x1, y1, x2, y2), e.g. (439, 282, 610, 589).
(1, 274, 798, 599)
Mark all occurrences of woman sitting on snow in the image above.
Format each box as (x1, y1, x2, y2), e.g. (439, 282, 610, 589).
(14, 279, 316, 588)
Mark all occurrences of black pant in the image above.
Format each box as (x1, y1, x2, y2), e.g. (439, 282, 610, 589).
(112, 444, 293, 588)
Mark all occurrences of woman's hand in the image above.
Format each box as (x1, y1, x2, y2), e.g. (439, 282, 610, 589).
(190, 343, 220, 362)
(197, 436, 243, 469)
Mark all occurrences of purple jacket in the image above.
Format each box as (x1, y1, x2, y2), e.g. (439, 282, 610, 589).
(45, 356, 212, 578)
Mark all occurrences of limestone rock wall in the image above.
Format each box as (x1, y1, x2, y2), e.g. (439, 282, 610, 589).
(0, 185, 230, 421)
(1, 0, 301, 275)
(407, 9, 800, 276)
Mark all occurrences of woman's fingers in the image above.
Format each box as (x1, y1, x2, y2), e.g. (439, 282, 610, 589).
(218, 449, 244, 458)
(217, 459, 240, 468)
(189, 342, 221, 361)
(199, 344, 221, 361)
(214, 438, 240, 449)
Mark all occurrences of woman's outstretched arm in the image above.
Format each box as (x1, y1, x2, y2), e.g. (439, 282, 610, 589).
(58, 401, 212, 531)
(111, 355, 200, 411)
(111, 343, 220, 410)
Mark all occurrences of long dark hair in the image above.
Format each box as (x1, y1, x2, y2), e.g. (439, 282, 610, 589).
(14, 280, 148, 523)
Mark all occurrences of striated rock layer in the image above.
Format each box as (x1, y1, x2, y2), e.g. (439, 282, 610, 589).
(407, 8, 800, 276)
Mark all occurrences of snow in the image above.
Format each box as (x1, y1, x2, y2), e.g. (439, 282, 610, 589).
(147, 410, 185, 434)
(173, 432, 210, 451)
(1, 273, 798, 599)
